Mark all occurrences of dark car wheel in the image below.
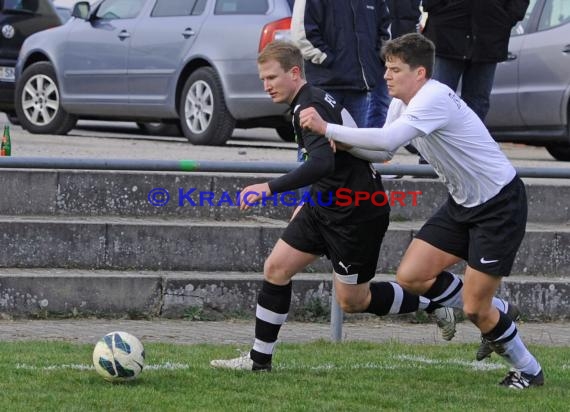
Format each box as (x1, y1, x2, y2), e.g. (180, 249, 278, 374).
(6, 113, 20, 126)
(546, 144, 570, 161)
(137, 122, 182, 137)
(179, 67, 235, 146)
(15, 61, 76, 135)
(276, 124, 295, 142)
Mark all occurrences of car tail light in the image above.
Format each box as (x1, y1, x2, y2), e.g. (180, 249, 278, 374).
(259, 17, 292, 52)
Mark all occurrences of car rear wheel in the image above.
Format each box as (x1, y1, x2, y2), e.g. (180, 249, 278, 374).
(179, 67, 235, 146)
(546, 144, 570, 161)
(136, 122, 182, 136)
(15, 61, 76, 135)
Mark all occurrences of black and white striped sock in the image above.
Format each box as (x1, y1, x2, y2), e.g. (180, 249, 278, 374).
(483, 311, 541, 376)
(423, 271, 464, 309)
(423, 273, 514, 313)
(250, 280, 292, 365)
(365, 281, 422, 315)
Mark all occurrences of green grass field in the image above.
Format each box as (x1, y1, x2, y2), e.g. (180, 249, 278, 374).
(1, 341, 567, 411)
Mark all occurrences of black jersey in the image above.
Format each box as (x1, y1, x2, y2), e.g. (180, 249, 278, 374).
(268, 84, 389, 223)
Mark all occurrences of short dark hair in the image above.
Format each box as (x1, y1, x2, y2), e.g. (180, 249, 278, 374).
(381, 33, 435, 78)
(257, 41, 305, 78)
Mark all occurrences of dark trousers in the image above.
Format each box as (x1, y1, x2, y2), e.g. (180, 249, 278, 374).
(433, 57, 498, 121)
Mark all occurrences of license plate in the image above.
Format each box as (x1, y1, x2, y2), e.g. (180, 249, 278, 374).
(0, 66, 15, 82)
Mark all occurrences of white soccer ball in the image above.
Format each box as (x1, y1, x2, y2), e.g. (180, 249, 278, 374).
(92, 331, 145, 382)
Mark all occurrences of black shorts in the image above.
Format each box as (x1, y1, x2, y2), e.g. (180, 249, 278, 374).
(281, 205, 389, 284)
(415, 176, 527, 277)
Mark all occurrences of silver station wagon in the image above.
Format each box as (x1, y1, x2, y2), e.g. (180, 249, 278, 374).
(15, 0, 294, 145)
(486, 0, 570, 161)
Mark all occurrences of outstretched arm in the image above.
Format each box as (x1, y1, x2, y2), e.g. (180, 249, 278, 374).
(239, 135, 333, 211)
(300, 107, 421, 152)
(337, 109, 394, 162)
(327, 121, 419, 152)
(347, 147, 394, 163)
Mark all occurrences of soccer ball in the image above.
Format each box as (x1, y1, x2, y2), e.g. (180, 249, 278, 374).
(92, 331, 145, 382)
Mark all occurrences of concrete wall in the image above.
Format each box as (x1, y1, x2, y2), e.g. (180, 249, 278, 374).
(0, 169, 568, 319)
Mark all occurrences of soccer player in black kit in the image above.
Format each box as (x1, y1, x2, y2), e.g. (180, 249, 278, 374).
(210, 41, 455, 371)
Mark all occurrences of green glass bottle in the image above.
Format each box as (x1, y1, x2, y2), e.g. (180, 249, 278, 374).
(1, 125, 10, 156)
(0, 126, 5, 156)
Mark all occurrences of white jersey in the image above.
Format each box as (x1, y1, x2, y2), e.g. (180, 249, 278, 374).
(386, 80, 516, 207)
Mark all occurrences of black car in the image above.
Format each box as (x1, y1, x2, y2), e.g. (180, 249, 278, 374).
(0, 0, 62, 121)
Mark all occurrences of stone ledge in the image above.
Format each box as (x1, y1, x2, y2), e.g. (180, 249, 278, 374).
(0, 219, 567, 276)
(1, 169, 568, 223)
(0, 271, 568, 321)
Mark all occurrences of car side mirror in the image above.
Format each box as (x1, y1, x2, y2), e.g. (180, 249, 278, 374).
(71, 1, 90, 20)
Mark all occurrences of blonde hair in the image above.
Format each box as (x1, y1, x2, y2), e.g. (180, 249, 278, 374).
(258, 41, 305, 78)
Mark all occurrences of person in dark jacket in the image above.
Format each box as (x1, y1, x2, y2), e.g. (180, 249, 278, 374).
(365, 0, 407, 129)
(422, 0, 529, 120)
(387, 0, 422, 38)
(291, 0, 390, 128)
(374, 0, 425, 164)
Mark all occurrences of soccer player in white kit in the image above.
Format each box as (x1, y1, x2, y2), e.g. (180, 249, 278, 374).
(300, 33, 543, 389)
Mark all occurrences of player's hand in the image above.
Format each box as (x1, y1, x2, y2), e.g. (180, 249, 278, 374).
(299, 107, 328, 135)
(329, 139, 337, 153)
(239, 182, 271, 211)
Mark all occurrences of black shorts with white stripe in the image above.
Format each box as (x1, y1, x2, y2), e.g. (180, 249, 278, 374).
(416, 176, 527, 277)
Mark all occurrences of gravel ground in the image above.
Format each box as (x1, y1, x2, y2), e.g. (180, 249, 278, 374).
(3, 113, 568, 170)
(1, 318, 569, 346)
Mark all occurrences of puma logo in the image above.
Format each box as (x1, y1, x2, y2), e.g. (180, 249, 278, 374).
(338, 261, 352, 274)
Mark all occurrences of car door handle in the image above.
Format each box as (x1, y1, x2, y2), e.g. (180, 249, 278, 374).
(506, 52, 517, 60)
(562, 45, 570, 53)
(118, 30, 131, 40)
(182, 28, 195, 39)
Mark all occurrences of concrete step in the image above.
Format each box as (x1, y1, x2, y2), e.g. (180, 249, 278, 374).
(0, 269, 567, 320)
(1, 169, 568, 223)
(0, 216, 568, 276)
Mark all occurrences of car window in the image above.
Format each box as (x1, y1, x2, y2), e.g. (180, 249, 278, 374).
(214, 0, 268, 15)
(56, 6, 71, 22)
(538, 0, 570, 30)
(151, 0, 205, 17)
(95, 0, 146, 20)
(2, 0, 42, 13)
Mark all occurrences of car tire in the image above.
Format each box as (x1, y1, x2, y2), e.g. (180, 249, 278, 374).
(15, 61, 76, 135)
(6, 113, 20, 126)
(179, 67, 235, 146)
(137, 122, 182, 137)
(276, 124, 295, 142)
(546, 144, 570, 161)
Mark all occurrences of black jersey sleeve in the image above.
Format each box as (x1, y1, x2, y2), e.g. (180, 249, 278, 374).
(268, 131, 334, 194)
(268, 103, 335, 194)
